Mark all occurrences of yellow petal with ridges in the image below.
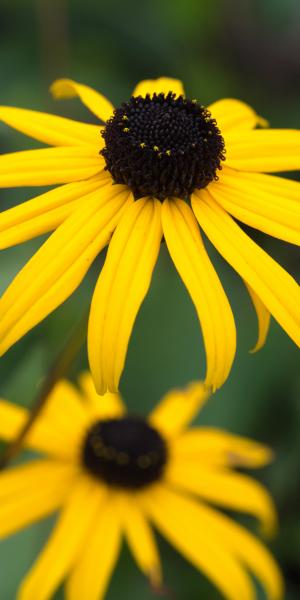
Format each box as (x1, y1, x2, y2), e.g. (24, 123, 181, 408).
(120, 493, 162, 586)
(0, 105, 102, 146)
(225, 129, 300, 171)
(166, 462, 277, 536)
(0, 184, 133, 356)
(162, 198, 236, 391)
(210, 168, 300, 245)
(193, 191, 300, 348)
(133, 77, 184, 98)
(245, 282, 271, 352)
(50, 79, 115, 122)
(0, 460, 74, 539)
(172, 428, 273, 469)
(78, 371, 125, 419)
(0, 146, 102, 187)
(88, 198, 162, 394)
(18, 477, 106, 600)
(0, 173, 109, 249)
(141, 485, 256, 600)
(208, 98, 267, 132)
(149, 381, 209, 438)
(66, 492, 121, 600)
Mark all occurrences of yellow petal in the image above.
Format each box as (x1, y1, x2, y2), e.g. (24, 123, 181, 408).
(208, 98, 267, 132)
(18, 476, 105, 600)
(210, 168, 300, 245)
(245, 282, 271, 352)
(0, 184, 132, 356)
(78, 371, 125, 420)
(0, 396, 82, 459)
(183, 498, 283, 600)
(133, 77, 184, 98)
(121, 493, 162, 586)
(149, 381, 210, 438)
(0, 173, 109, 249)
(162, 199, 236, 390)
(166, 461, 277, 535)
(0, 146, 102, 187)
(229, 170, 300, 199)
(172, 428, 273, 469)
(141, 485, 255, 600)
(193, 191, 300, 348)
(88, 198, 162, 394)
(66, 492, 121, 600)
(0, 105, 102, 146)
(50, 78, 114, 122)
(0, 460, 74, 539)
(225, 129, 300, 171)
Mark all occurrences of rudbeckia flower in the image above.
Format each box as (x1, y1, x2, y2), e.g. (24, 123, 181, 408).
(0, 373, 282, 600)
(0, 77, 299, 393)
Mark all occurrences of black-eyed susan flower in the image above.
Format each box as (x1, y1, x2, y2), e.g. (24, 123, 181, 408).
(0, 78, 300, 393)
(0, 373, 282, 600)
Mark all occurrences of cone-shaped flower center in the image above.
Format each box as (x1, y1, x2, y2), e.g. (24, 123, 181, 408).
(82, 416, 168, 489)
(101, 93, 225, 200)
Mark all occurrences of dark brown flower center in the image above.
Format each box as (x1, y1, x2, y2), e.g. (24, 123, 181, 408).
(101, 93, 225, 200)
(82, 416, 168, 489)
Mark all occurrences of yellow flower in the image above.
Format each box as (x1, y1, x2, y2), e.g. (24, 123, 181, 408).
(0, 373, 282, 600)
(0, 77, 300, 393)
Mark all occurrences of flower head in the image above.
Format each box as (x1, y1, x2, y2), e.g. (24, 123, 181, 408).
(0, 373, 282, 600)
(0, 77, 300, 392)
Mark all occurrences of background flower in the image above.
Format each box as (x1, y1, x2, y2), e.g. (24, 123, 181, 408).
(0, 374, 283, 600)
(0, 1, 299, 599)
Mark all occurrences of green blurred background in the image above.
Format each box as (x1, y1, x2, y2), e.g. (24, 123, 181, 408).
(0, 0, 300, 598)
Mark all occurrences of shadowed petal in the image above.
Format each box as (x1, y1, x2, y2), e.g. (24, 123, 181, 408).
(132, 77, 184, 98)
(162, 198, 236, 390)
(193, 191, 300, 348)
(208, 98, 267, 132)
(0, 184, 133, 356)
(88, 198, 162, 394)
(50, 79, 114, 122)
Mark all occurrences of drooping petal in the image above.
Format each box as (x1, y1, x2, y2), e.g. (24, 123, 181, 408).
(78, 371, 126, 419)
(132, 77, 185, 98)
(210, 168, 300, 245)
(225, 129, 300, 172)
(88, 198, 162, 394)
(192, 191, 300, 348)
(50, 79, 115, 122)
(181, 497, 283, 600)
(149, 382, 209, 438)
(121, 493, 162, 586)
(245, 282, 271, 352)
(172, 428, 273, 469)
(162, 199, 236, 391)
(0, 106, 102, 146)
(141, 485, 256, 600)
(0, 184, 133, 357)
(65, 492, 121, 600)
(0, 460, 74, 539)
(0, 146, 102, 187)
(208, 98, 267, 132)
(18, 476, 105, 600)
(166, 462, 277, 535)
(0, 173, 109, 249)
